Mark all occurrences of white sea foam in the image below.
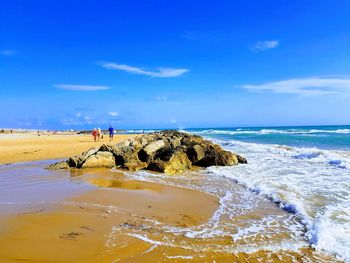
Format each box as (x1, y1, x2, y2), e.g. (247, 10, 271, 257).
(126, 233, 162, 245)
(207, 138, 350, 262)
(192, 128, 350, 136)
(115, 168, 309, 257)
(165, 255, 194, 259)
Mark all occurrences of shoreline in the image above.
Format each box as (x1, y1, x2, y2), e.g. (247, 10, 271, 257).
(0, 133, 135, 165)
(0, 161, 340, 262)
(0, 133, 343, 262)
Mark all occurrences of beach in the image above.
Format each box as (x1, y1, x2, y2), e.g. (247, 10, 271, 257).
(0, 129, 347, 262)
(0, 133, 134, 165)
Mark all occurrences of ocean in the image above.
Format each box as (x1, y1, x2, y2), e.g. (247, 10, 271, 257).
(124, 125, 350, 261)
(182, 125, 350, 261)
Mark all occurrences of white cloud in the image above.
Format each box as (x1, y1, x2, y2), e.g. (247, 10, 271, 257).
(107, 111, 119, 116)
(54, 84, 111, 91)
(100, 62, 188, 78)
(170, 119, 177, 124)
(242, 77, 350, 96)
(76, 112, 82, 118)
(0, 50, 16, 56)
(251, 40, 279, 52)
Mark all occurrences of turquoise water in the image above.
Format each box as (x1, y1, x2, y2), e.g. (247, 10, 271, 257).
(128, 125, 350, 261)
(185, 125, 350, 150)
(181, 125, 350, 262)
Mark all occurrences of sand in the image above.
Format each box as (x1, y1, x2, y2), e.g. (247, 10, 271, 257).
(0, 168, 219, 262)
(0, 134, 340, 262)
(0, 133, 135, 164)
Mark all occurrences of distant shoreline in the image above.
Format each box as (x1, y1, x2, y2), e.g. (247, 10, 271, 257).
(0, 133, 135, 165)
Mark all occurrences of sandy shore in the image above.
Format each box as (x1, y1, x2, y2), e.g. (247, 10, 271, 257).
(0, 134, 340, 262)
(0, 167, 219, 262)
(1, 166, 334, 263)
(0, 133, 134, 164)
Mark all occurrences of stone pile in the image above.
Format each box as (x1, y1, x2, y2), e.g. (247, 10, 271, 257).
(49, 130, 247, 175)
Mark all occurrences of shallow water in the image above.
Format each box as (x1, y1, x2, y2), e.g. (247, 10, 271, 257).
(183, 126, 350, 262)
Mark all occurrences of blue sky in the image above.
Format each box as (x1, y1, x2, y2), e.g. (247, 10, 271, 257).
(1, 0, 350, 130)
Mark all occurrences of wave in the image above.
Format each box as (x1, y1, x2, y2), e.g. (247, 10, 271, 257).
(191, 128, 350, 136)
(206, 138, 350, 262)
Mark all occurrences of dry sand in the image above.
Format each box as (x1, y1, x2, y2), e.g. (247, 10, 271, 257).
(0, 133, 134, 164)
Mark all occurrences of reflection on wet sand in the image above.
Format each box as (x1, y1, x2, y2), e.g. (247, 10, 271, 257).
(0, 162, 341, 262)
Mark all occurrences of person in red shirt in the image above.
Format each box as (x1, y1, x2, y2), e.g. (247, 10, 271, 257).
(92, 128, 98, 142)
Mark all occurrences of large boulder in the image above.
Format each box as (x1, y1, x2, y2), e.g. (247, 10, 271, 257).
(68, 147, 100, 168)
(196, 144, 238, 166)
(48, 130, 246, 175)
(186, 144, 205, 163)
(144, 139, 167, 156)
(148, 151, 192, 175)
(81, 151, 115, 168)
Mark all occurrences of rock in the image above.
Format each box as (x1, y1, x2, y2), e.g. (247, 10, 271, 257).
(186, 144, 205, 163)
(116, 140, 132, 148)
(81, 151, 115, 168)
(144, 139, 167, 156)
(49, 130, 246, 175)
(138, 139, 170, 163)
(99, 144, 115, 152)
(48, 161, 69, 170)
(237, 154, 248, 164)
(148, 151, 192, 175)
(170, 137, 182, 148)
(113, 146, 139, 166)
(123, 160, 148, 171)
(164, 151, 192, 175)
(68, 147, 100, 168)
(141, 137, 149, 146)
(195, 144, 238, 167)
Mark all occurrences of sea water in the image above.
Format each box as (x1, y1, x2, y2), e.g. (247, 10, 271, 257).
(182, 125, 350, 261)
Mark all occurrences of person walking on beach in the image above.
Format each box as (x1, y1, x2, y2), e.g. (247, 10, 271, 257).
(97, 128, 102, 142)
(108, 125, 114, 141)
(92, 128, 98, 142)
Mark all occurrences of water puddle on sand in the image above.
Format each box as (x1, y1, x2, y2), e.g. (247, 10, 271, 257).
(0, 161, 341, 262)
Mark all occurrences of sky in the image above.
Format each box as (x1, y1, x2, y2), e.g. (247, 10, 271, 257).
(1, 0, 350, 130)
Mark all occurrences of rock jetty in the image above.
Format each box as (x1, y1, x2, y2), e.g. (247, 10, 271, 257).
(49, 130, 247, 175)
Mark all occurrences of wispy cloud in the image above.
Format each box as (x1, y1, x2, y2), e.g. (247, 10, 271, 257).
(100, 62, 188, 78)
(155, 96, 168, 101)
(0, 50, 16, 56)
(107, 111, 119, 116)
(250, 40, 279, 52)
(241, 77, 350, 96)
(54, 84, 111, 91)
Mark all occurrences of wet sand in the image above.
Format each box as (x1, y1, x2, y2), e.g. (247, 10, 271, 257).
(0, 133, 134, 164)
(0, 167, 218, 262)
(0, 163, 340, 262)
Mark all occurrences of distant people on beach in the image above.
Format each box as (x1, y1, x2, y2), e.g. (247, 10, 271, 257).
(92, 128, 98, 142)
(108, 125, 114, 141)
(97, 128, 101, 142)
